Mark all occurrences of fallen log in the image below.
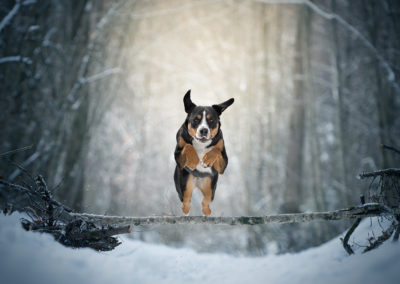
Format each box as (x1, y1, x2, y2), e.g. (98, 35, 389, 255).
(2, 174, 399, 253)
(358, 168, 400, 179)
(72, 203, 400, 227)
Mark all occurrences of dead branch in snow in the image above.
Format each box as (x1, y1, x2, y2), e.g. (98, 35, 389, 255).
(0, 176, 130, 251)
(362, 221, 397, 253)
(357, 154, 400, 253)
(341, 195, 365, 255)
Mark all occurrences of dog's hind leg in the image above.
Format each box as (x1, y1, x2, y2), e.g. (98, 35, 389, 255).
(198, 177, 213, 216)
(181, 174, 195, 215)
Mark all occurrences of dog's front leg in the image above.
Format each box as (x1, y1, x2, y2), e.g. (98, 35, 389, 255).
(202, 139, 226, 174)
(179, 144, 199, 170)
(202, 149, 226, 174)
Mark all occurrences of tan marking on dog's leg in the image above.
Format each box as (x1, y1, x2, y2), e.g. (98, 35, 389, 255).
(178, 137, 188, 169)
(178, 136, 186, 148)
(214, 138, 224, 151)
(178, 135, 199, 170)
(181, 174, 195, 215)
(213, 156, 227, 174)
(202, 149, 221, 168)
(198, 177, 213, 216)
(202, 139, 224, 168)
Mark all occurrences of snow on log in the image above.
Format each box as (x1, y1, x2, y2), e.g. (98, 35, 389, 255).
(72, 203, 400, 227)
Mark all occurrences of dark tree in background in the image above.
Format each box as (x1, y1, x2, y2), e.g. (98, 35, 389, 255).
(0, 0, 123, 210)
(1, 0, 399, 255)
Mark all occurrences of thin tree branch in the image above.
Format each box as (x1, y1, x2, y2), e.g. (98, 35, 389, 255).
(0, 0, 21, 33)
(0, 0, 36, 33)
(363, 221, 397, 253)
(381, 144, 400, 156)
(0, 56, 32, 65)
(82, 68, 122, 84)
(0, 179, 72, 212)
(341, 195, 365, 255)
(341, 218, 361, 255)
(9, 152, 40, 181)
(0, 145, 32, 158)
(64, 2, 125, 109)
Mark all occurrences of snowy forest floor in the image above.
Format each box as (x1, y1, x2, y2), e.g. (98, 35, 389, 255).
(0, 213, 399, 284)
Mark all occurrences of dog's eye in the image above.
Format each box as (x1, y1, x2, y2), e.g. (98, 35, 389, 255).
(209, 119, 213, 123)
(194, 119, 199, 123)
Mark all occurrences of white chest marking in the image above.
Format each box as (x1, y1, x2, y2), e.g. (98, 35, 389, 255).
(192, 138, 213, 173)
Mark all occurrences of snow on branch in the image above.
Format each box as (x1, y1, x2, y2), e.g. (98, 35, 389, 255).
(0, 0, 36, 33)
(81, 68, 122, 84)
(70, 68, 122, 110)
(0, 56, 32, 65)
(65, 2, 124, 108)
(0, 145, 32, 158)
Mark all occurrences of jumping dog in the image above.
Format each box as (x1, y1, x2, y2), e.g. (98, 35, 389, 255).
(174, 90, 234, 216)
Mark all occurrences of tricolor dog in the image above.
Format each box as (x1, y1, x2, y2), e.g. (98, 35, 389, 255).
(174, 90, 234, 216)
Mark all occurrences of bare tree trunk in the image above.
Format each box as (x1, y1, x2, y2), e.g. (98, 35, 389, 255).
(331, 0, 351, 207)
(282, 5, 307, 214)
(361, 2, 398, 207)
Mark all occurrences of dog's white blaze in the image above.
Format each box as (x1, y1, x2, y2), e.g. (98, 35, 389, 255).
(192, 137, 212, 174)
(196, 110, 210, 140)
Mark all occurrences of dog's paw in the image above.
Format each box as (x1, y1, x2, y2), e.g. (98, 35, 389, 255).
(182, 145, 199, 170)
(181, 204, 191, 215)
(200, 161, 208, 168)
(202, 206, 211, 216)
(202, 150, 220, 167)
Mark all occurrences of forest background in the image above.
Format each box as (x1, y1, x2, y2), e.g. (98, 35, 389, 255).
(1, 0, 399, 255)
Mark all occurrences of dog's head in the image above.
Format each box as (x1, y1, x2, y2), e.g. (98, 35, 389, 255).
(183, 90, 234, 143)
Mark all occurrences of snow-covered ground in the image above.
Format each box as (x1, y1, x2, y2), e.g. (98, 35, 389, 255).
(0, 213, 399, 284)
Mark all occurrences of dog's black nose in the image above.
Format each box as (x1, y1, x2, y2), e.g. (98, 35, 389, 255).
(199, 128, 208, 137)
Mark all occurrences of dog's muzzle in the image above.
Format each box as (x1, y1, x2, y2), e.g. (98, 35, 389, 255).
(196, 127, 210, 142)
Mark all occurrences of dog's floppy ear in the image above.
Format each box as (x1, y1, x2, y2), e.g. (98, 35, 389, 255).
(183, 90, 196, 113)
(212, 98, 234, 115)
